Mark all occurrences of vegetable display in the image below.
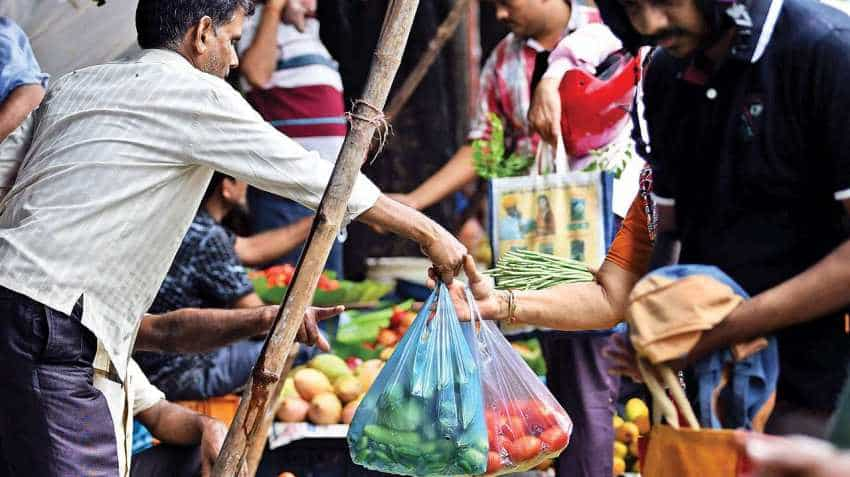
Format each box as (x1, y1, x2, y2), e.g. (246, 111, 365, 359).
(332, 301, 415, 361)
(250, 265, 393, 306)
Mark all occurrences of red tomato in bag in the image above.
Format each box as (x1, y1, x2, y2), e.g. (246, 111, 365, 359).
(501, 416, 527, 440)
(487, 451, 503, 473)
(508, 436, 543, 462)
(540, 427, 569, 451)
(492, 435, 511, 453)
(524, 401, 559, 431)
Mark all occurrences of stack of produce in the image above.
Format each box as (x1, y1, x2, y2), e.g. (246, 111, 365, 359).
(332, 301, 415, 361)
(612, 398, 650, 476)
(486, 249, 594, 290)
(252, 264, 339, 290)
(483, 399, 571, 475)
(365, 305, 415, 360)
(250, 266, 393, 306)
(276, 354, 385, 426)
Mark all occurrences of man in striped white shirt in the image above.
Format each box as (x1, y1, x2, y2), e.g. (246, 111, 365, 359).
(239, 0, 349, 276)
(0, 1, 465, 475)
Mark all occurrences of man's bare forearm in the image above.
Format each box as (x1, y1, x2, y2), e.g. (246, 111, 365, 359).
(357, 195, 439, 246)
(691, 238, 850, 361)
(407, 145, 477, 210)
(0, 85, 45, 142)
(358, 195, 466, 283)
(136, 400, 208, 446)
(134, 307, 275, 353)
(240, 2, 286, 88)
(235, 216, 312, 267)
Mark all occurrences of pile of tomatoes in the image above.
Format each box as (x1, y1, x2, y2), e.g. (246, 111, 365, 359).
(260, 264, 340, 291)
(363, 306, 415, 352)
(484, 399, 571, 475)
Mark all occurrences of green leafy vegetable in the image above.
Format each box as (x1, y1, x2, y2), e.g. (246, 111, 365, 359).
(472, 114, 534, 179)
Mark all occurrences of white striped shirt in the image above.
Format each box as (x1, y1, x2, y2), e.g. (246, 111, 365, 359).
(0, 48, 380, 379)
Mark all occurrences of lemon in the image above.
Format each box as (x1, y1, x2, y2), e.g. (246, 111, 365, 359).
(625, 398, 649, 422)
(613, 456, 626, 476)
(613, 414, 624, 429)
(613, 441, 628, 459)
(615, 421, 639, 443)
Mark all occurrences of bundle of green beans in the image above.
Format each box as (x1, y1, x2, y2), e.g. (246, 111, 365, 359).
(485, 249, 594, 290)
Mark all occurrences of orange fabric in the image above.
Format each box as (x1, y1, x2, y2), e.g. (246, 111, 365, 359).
(627, 274, 744, 364)
(176, 394, 241, 426)
(605, 196, 653, 276)
(641, 425, 747, 477)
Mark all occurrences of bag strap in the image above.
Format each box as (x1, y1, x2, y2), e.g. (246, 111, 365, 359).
(532, 135, 570, 177)
(638, 358, 681, 429)
(464, 287, 489, 350)
(638, 358, 701, 430)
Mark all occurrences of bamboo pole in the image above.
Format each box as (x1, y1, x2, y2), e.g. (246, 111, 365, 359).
(211, 0, 421, 473)
(384, 0, 471, 121)
(244, 343, 300, 477)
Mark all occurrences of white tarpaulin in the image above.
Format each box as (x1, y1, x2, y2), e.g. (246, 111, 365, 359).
(0, 0, 140, 77)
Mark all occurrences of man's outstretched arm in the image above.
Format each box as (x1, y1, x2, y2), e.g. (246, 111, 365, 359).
(134, 305, 342, 353)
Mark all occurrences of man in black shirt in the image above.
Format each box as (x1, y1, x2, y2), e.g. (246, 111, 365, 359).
(597, 0, 850, 431)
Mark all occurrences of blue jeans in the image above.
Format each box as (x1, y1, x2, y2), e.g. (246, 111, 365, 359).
(248, 187, 344, 277)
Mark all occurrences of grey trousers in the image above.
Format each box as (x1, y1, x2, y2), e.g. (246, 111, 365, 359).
(130, 444, 202, 477)
(0, 287, 119, 476)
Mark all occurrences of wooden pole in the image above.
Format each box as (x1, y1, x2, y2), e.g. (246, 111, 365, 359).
(384, 0, 471, 121)
(244, 344, 299, 477)
(211, 0, 421, 473)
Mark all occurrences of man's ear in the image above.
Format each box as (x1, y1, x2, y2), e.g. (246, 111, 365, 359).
(220, 177, 234, 201)
(192, 16, 216, 55)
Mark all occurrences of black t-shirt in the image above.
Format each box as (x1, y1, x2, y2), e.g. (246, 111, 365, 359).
(639, 0, 850, 412)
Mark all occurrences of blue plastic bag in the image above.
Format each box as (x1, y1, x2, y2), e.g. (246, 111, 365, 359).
(347, 284, 489, 476)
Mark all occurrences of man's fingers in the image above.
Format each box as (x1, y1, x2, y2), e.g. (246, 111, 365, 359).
(464, 255, 482, 283)
(313, 305, 344, 321)
(432, 261, 457, 285)
(316, 332, 331, 352)
(296, 324, 308, 344)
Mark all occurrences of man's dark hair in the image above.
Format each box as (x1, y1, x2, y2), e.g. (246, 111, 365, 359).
(136, 0, 256, 50)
